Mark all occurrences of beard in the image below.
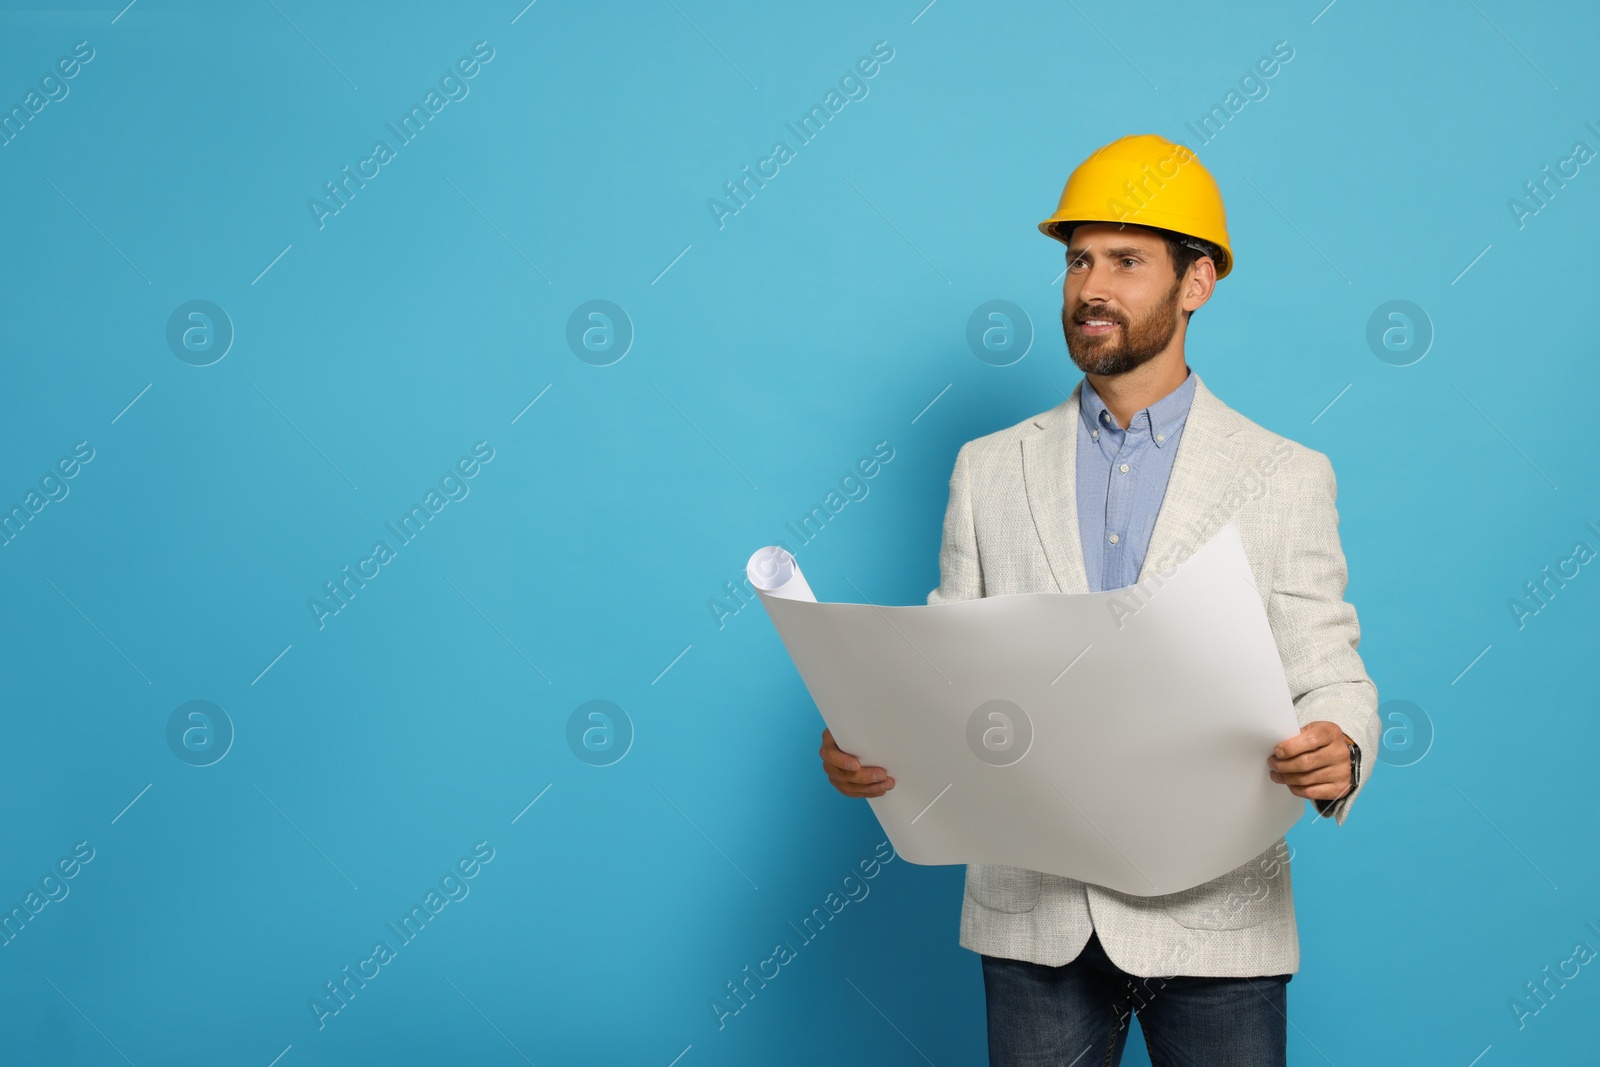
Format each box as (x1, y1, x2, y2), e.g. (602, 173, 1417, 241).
(1061, 278, 1183, 376)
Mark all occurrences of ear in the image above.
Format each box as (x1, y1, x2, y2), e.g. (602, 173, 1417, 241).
(1181, 256, 1217, 315)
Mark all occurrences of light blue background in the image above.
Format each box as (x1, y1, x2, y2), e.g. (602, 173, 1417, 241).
(1, 1, 1597, 1063)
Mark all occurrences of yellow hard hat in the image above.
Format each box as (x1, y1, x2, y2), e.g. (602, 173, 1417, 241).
(1038, 133, 1233, 279)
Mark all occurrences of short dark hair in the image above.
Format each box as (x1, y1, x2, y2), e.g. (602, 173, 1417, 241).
(1162, 231, 1214, 282)
(1162, 231, 1208, 321)
(1149, 226, 1219, 322)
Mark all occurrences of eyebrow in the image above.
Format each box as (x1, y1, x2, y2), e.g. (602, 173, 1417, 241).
(1065, 245, 1151, 258)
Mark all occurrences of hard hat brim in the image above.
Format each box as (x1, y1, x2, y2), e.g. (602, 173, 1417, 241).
(1039, 217, 1232, 279)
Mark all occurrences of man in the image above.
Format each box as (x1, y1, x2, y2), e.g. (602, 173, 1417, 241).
(818, 134, 1379, 1065)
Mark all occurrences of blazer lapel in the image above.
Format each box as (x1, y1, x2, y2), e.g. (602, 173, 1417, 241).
(1138, 373, 1243, 582)
(1021, 383, 1090, 594)
(1020, 371, 1243, 595)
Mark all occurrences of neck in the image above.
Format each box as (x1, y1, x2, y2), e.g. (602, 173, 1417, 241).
(1087, 353, 1189, 429)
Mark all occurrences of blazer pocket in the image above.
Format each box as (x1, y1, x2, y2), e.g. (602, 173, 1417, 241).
(965, 863, 1043, 914)
(1159, 864, 1274, 930)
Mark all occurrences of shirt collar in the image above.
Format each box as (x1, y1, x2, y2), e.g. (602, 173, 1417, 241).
(1078, 368, 1196, 448)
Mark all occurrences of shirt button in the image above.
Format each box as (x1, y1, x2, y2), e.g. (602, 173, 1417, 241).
(1119, 463, 1129, 473)
(1109, 533, 1119, 544)
(1092, 429, 1098, 439)
(1156, 433, 1165, 443)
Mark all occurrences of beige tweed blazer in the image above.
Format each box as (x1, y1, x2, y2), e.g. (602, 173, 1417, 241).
(926, 370, 1379, 977)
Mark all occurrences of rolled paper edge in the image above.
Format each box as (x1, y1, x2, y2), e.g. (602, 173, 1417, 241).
(746, 546, 816, 602)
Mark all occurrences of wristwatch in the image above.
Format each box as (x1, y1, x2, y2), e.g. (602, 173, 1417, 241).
(1316, 734, 1361, 817)
(1345, 734, 1362, 796)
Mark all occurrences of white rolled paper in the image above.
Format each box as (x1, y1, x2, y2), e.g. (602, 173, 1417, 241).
(745, 546, 816, 602)
(745, 521, 1305, 897)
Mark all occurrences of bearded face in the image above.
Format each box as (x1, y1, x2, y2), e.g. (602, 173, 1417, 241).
(1061, 270, 1185, 377)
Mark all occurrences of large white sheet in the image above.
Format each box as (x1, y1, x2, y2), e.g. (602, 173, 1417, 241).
(748, 521, 1306, 896)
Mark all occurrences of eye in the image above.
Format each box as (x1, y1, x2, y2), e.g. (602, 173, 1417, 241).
(1119, 257, 1139, 268)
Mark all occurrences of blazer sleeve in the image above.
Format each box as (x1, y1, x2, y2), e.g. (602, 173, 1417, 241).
(926, 442, 984, 606)
(1266, 448, 1380, 826)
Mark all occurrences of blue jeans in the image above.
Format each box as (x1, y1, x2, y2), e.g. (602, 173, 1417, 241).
(982, 931, 1291, 1066)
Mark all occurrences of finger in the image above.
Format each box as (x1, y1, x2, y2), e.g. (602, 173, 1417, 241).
(1269, 734, 1346, 770)
(1272, 767, 1335, 786)
(1270, 730, 1312, 760)
(827, 762, 892, 788)
(1271, 763, 1346, 787)
(829, 774, 894, 798)
(1271, 721, 1339, 760)
(1273, 733, 1330, 761)
(1272, 756, 1346, 780)
(823, 753, 888, 781)
(1270, 742, 1346, 775)
(1267, 771, 1344, 790)
(820, 737, 890, 778)
(819, 735, 862, 773)
(1289, 780, 1353, 801)
(826, 764, 895, 792)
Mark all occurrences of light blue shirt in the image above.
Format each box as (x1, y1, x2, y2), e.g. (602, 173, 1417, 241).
(1075, 368, 1197, 593)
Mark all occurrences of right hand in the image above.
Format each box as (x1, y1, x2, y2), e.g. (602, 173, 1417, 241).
(819, 728, 895, 798)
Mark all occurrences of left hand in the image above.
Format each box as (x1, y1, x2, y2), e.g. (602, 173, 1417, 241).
(1268, 720, 1352, 801)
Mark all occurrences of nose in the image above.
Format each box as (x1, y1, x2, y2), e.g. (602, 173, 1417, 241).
(1069, 256, 1115, 309)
